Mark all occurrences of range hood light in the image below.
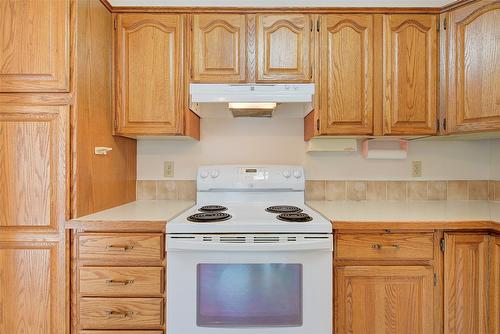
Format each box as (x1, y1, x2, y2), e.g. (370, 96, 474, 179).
(228, 103, 277, 110)
(228, 103, 277, 118)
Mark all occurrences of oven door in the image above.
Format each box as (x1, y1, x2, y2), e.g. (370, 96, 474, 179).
(167, 234, 332, 334)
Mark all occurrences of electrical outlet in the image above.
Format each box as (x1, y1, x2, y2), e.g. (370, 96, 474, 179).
(164, 161, 174, 178)
(412, 161, 422, 177)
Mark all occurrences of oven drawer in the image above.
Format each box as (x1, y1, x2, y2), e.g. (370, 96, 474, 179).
(79, 298, 163, 330)
(336, 233, 434, 260)
(80, 267, 164, 297)
(80, 331, 163, 334)
(79, 233, 163, 262)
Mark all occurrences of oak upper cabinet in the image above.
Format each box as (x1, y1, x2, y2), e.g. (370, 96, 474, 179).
(115, 14, 184, 137)
(383, 14, 438, 135)
(444, 233, 495, 334)
(445, 1, 500, 133)
(318, 14, 374, 135)
(0, 0, 70, 92)
(191, 14, 247, 82)
(336, 266, 434, 334)
(256, 14, 312, 82)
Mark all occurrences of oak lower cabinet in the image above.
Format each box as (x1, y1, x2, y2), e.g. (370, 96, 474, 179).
(444, 0, 500, 134)
(114, 14, 199, 139)
(443, 233, 498, 334)
(0, 0, 70, 92)
(71, 230, 166, 333)
(0, 104, 68, 333)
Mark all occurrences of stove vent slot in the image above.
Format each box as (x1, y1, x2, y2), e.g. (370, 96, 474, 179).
(220, 236, 246, 243)
(253, 236, 280, 243)
(202, 236, 213, 242)
(287, 236, 297, 242)
(304, 236, 330, 239)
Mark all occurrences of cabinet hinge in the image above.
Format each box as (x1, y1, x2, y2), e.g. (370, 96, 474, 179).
(317, 19, 320, 32)
(114, 17, 117, 30)
(434, 273, 438, 286)
(316, 119, 320, 131)
(440, 238, 445, 252)
(443, 17, 447, 30)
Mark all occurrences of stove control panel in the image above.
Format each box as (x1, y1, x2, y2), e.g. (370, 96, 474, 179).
(197, 165, 305, 191)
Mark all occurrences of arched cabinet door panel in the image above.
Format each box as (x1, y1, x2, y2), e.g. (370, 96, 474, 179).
(446, 1, 500, 133)
(256, 14, 312, 82)
(383, 14, 438, 135)
(319, 14, 374, 135)
(192, 14, 247, 82)
(115, 14, 184, 136)
(0, 0, 70, 92)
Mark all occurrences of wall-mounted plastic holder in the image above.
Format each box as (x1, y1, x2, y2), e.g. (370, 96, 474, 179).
(361, 139, 408, 159)
(94, 147, 113, 155)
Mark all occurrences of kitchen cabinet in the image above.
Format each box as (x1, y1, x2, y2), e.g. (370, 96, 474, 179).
(115, 14, 199, 138)
(336, 266, 434, 334)
(0, 104, 68, 333)
(443, 233, 497, 334)
(383, 14, 438, 135)
(256, 14, 313, 82)
(444, 1, 500, 133)
(317, 14, 374, 135)
(0, 0, 70, 92)
(191, 14, 247, 82)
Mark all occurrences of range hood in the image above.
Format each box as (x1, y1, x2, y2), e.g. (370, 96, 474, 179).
(189, 84, 315, 118)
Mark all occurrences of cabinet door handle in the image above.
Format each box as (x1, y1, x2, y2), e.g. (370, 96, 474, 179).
(106, 279, 134, 286)
(105, 245, 134, 251)
(372, 244, 400, 249)
(106, 310, 133, 318)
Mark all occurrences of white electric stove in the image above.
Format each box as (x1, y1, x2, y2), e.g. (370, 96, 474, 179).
(167, 165, 332, 334)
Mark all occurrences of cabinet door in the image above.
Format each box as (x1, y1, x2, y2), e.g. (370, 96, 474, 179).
(336, 266, 434, 334)
(192, 14, 246, 82)
(115, 14, 184, 136)
(0, 0, 70, 92)
(0, 105, 67, 231)
(446, 1, 500, 133)
(383, 15, 438, 135)
(444, 233, 492, 334)
(319, 14, 374, 135)
(256, 14, 312, 82)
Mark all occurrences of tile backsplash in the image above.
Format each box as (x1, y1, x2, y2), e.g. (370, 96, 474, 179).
(137, 180, 500, 201)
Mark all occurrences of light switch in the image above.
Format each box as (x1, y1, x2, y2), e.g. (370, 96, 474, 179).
(411, 161, 422, 177)
(164, 161, 174, 178)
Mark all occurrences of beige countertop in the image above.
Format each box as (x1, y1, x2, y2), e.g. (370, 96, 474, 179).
(307, 200, 500, 231)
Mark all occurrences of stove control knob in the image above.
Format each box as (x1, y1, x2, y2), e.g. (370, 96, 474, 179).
(293, 170, 302, 179)
(210, 170, 219, 178)
(200, 170, 209, 179)
(282, 170, 291, 178)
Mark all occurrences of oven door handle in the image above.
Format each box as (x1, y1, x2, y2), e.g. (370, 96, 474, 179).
(167, 238, 333, 252)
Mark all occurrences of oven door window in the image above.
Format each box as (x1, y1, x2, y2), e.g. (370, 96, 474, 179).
(197, 263, 303, 328)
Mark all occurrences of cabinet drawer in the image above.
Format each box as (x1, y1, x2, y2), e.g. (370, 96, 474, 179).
(336, 233, 434, 260)
(79, 233, 163, 262)
(80, 267, 164, 297)
(79, 298, 163, 330)
(80, 331, 163, 334)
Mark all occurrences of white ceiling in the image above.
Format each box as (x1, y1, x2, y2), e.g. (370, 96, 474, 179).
(109, 0, 456, 7)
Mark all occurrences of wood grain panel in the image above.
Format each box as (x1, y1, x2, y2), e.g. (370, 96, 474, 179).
(319, 14, 374, 135)
(80, 267, 164, 297)
(446, 1, 500, 133)
(383, 14, 438, 135)
(0, 105, 67, 230)
(444, 233, 491, 334)
(336, 266, 434, 334)
(79, 298, 163, 330)
(0, 0, 70, 92)
(78, 233, 163, 262)
(336, 233, 434, 260)
(256, 14, 312, 82)
(72, 0, 136, 218)
(115, 14, 184, 136)
(192, 14, 246, 82)
(0, 242, 65, 333)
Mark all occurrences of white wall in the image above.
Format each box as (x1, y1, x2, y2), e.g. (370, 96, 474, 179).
(490, 139, 500, 180)
(137, 118, 493, 180)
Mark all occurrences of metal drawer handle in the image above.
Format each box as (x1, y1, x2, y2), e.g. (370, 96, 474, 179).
(106, 310, 134, 318)
(372, 244, 400, 250)
(105, 245, 134, 251)
(106, 279, 134, 286)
